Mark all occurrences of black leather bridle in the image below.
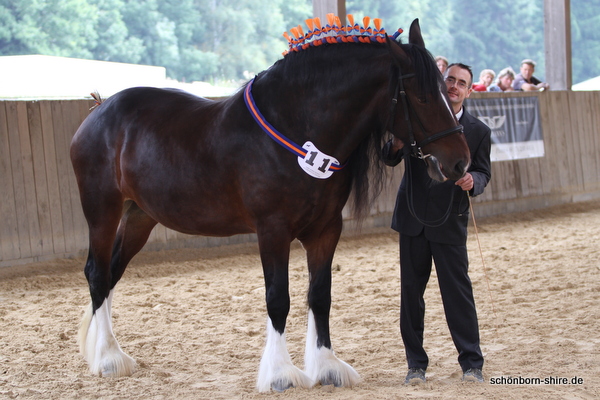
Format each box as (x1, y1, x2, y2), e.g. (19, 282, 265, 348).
(388, 67, 464, 159)
(388, 64, 465, 227)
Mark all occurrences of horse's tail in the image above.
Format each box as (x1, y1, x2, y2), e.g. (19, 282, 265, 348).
(89, 91, 104, 111)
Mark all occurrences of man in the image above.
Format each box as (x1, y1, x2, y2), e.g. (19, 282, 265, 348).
(512, 59, 549, 91)
(382, 63, 492, 384)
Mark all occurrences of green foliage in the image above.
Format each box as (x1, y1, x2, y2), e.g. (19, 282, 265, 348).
(0, 0, 98, 58)
(571, 2, 600, 83)
(0, 0, 596, 85)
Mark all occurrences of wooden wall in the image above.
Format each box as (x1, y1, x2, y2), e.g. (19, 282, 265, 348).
(469, 90, 600, 216)
(1, 90, 599, 266)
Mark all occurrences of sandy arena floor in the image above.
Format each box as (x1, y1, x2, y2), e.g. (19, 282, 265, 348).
(1, 200, 599, 399)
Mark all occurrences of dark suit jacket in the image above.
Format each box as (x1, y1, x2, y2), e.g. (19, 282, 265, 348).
(383, 109, 492, 246)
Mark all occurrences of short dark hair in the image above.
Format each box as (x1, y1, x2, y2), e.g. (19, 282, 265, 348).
(446, 62, 474, 87)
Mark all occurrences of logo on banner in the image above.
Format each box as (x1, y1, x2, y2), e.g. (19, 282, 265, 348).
(478, 115, 507, 138)
(478, 115, 506, 130)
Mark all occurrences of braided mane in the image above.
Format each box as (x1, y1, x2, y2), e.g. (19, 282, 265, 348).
(283, 14, 403, 56)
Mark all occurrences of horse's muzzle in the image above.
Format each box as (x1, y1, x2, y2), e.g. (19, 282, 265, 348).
(424, 155, 447, 182)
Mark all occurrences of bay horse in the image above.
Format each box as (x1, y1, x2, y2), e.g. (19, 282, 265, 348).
(70, 17, 469, 392)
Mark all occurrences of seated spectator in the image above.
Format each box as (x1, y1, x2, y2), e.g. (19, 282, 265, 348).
(512, 59, 550, 91)
(472, 69, 495, 91)
(488, 67, 516, 92)
(435, 56, 448, 74)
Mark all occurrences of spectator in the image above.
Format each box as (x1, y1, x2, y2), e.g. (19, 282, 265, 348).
(488, 67, 516, 92)
(435, 56, 448, 75)
(472, 69, 495, 92)
(512, 59, 549, 91)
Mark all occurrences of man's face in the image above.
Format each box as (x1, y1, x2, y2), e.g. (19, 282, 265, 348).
(445, 65, 472, 107)
(520, 63, 534, 80)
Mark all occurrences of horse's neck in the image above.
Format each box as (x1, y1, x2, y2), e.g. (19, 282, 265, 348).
(258, 63, 391, 163)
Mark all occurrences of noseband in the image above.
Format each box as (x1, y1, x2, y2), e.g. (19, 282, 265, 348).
(389, 66, 463, 159)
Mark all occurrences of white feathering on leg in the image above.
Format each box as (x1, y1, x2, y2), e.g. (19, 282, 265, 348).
(304, 309, 361, 387)
(256, 318, 313, 392)
(79, 290, 136, 377)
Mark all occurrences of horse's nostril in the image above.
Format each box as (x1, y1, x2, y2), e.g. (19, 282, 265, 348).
(454, 161, 466, 177)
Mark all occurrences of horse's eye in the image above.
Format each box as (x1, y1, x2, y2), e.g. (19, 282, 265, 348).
(417, 96, 428, 104)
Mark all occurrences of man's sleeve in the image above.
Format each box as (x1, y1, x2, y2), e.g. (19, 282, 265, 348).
(468, 125, 492, 197)
(512, 75, 525, 91)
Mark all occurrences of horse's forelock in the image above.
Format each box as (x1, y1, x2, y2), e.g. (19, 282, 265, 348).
(402, 43, 445, 96)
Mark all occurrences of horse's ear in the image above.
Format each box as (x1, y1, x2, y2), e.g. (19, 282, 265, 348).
(408, 19, 425, 48)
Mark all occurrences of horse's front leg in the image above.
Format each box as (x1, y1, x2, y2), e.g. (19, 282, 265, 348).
(301, 217, 361, 387)
(256, 229, 313, 392)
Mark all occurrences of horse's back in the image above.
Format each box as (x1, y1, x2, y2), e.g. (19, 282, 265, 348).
(70, 86, 263, 235)
(78, 87, 219, 134)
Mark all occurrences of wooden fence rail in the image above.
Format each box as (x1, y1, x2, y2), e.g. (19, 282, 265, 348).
(1, 90, 600, 266)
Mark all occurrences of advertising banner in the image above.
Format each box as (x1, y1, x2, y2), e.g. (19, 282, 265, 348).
(467, 96, 544, 161)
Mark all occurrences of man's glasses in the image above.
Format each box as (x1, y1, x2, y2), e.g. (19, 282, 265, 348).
(445, 77, 469, 90)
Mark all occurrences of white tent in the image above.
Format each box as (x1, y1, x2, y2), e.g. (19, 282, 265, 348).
(572, 75, 600, 91)
(0, 55, 235, 99)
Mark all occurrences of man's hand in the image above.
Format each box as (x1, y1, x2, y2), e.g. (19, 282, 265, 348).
(455, 172, 473, 191)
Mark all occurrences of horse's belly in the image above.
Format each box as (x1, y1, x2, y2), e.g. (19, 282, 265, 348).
(124, 184, 256, 236)
(162, 217, 255, 237)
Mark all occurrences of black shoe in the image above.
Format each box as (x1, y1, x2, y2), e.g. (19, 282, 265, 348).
(404, 367, 426, 385)
(462, 368, 484, 383)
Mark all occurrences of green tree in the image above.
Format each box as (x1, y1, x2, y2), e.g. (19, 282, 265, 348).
(446, 0, 545, 82)
(571, 2, 600, 83)
(346, 0, 453, 61)
(94, 0, 144, 63)
(121, 0, 180, 77)
(193, 0, 286, 80)
(281, 0, 312, 32)
(0, 0, 98, 58)
(0, 0, 592, 86)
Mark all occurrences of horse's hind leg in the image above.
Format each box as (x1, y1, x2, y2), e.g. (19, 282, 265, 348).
(109, 201, 158, 286)
(79, 200, 157, 377)
(301, 216, 361, 387)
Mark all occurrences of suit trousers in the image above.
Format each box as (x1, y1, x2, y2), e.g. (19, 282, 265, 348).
(399, 231, 484, 372)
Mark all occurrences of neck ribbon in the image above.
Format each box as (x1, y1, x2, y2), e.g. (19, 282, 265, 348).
(243, 78, 344, 179)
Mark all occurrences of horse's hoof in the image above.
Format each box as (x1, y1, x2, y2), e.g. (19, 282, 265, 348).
(320, 371, 342, 387)
(97, 356, 137, 377)
(271, 378, 294, 392)
(100, 362, 123, 377)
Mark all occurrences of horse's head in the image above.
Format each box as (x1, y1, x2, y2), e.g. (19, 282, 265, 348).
(387, 19, 470, 182)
